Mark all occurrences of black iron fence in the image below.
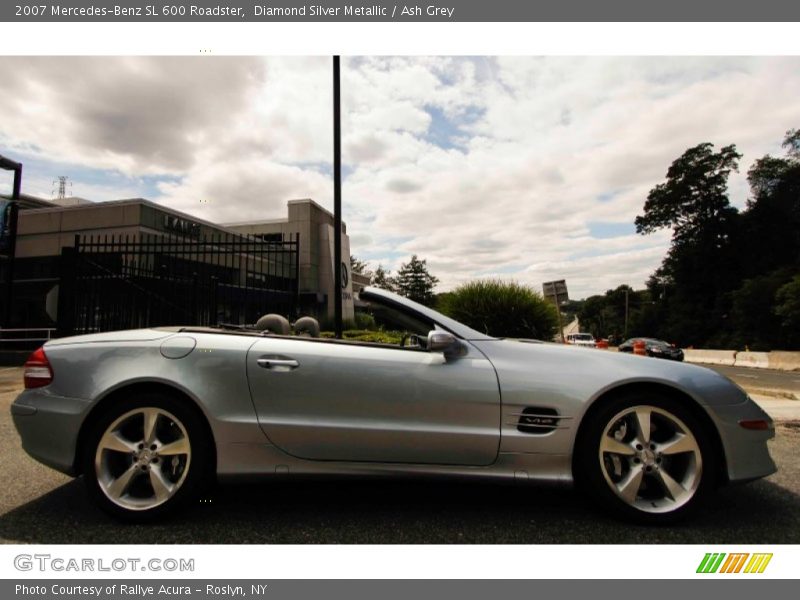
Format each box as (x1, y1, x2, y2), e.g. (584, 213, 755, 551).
(56, 232, 299, 336)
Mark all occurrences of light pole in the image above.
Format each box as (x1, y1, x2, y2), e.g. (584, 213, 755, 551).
(333, 56, 343, 339)
(624, 287, 629, 338)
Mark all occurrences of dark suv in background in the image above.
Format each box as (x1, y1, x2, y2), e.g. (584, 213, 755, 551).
(618, 338, 684, 361)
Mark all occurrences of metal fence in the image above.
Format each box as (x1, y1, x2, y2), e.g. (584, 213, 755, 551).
(56, 232, 299, 336)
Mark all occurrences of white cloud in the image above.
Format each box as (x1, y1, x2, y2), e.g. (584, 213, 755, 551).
(1, 56, 799, 299)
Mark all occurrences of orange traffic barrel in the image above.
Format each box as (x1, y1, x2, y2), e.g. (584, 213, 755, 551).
(633, 340, 647, 356)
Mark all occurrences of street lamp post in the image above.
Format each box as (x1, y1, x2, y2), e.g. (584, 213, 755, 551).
(333, 56, 343, 339)
(624, 287, 629, 338)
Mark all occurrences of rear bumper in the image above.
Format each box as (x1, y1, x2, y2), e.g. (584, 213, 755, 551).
(11, 388, 91, 476)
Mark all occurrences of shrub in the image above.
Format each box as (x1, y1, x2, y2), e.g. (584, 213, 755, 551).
(354, 311, 377, 330)
(319, 329, 404, 344)
(439, 280, 559, 340)
(316, 316, 358, 331)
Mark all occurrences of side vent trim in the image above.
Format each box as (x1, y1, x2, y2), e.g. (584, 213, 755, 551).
(516, 407, 570, 434)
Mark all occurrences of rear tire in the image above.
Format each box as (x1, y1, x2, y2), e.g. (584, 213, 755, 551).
(82, 392, 212, 522)
(575, 391, 717, 524)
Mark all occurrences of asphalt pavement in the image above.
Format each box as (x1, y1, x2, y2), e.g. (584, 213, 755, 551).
(1, 365, 799, 543)
(706, 364, 800, 399)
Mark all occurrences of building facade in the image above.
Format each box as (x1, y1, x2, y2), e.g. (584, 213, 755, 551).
(224, 199, 355, 321)
(2, 196, 355, 333)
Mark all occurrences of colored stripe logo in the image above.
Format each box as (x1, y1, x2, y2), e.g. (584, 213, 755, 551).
(697, 553, 772, 574)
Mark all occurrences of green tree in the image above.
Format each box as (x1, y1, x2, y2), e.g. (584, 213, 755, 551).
(635, 142, 742, 241)
(576, 285, 653, 341)
(576, 294, 611, 339)
(635, 130, 800, 349)
(726, 129, 800, 349)
(435, 291, 455, 312)
(784, 127, 800, 158)
(775, 275, 800, 348)
(728, 269, 794, 350)
(636, 142, 743, 346)
(350, 255, 368, 275)
(370, 264, 396, 292)
(742, 129, 800, 278)
(394, 255, 439, 306)
(439, 280, 558, 340)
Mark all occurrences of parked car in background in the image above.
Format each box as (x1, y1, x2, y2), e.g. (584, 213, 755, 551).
(619, 338, 685, 361)
(566, 332, 596, 348)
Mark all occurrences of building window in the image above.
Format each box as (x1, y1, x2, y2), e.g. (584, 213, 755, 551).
(257, 233, 284, 243)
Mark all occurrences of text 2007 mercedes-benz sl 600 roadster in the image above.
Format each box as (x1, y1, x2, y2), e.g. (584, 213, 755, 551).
(11, 287, 776, 523)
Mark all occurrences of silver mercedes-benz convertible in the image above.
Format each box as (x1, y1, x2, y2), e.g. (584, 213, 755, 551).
(11, 287, 775, 523)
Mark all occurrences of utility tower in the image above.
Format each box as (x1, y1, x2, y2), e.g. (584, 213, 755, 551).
(52, 176, 71, 200)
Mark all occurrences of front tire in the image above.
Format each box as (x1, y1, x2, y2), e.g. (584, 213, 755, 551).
(82, 392, 211, 522)
(576, 391, 717, 524)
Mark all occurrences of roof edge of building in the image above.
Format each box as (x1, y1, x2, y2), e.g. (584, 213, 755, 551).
(223, 198, 337, 227)
(287, 198, 333, 218)
(14, 197, 250, 235)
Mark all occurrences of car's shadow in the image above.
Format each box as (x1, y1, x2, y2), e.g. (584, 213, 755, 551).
(1, 477, 798, 544)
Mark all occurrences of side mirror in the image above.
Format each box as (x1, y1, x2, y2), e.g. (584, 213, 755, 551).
(427, 331, 464, 357)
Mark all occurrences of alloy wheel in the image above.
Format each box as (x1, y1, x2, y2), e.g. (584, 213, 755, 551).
(94, 407, 192, 511)
(598, 405, 703, 514)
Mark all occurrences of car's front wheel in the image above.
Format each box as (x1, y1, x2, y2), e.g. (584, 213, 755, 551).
(82, 392, 211, 521)
(576, 392, 717, 524)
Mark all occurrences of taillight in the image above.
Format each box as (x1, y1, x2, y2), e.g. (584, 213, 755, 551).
(23, 346, 53, 389)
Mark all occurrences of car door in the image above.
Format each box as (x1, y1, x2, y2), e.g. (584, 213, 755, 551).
(246, 336, 501, 466)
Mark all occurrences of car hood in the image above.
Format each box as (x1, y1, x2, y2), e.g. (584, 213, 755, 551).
(470, 338, 747, 408)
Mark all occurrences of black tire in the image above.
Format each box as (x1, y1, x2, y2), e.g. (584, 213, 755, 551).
(82, 391, 213, 522)
(575, 390, 717, 524)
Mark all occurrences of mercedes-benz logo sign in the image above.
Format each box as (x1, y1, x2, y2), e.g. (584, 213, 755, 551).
(341, 262, 349, 288)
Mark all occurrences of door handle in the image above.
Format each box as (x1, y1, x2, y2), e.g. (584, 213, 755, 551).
(257, 358, 299, 370)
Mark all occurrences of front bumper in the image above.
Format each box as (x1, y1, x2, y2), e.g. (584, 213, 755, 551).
(708, 397, 777, 483)
(11, 388, 92, 476)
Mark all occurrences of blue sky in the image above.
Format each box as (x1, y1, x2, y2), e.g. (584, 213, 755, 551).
(422, 104, 485, 151)
(1, 56, 798, 298)
(587, 221, 636, 239)
(0, 150, 174, 199)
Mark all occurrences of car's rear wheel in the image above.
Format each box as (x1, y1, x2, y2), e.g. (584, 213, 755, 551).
(576, 392, 717, 524)
(82, 392, 211, 521)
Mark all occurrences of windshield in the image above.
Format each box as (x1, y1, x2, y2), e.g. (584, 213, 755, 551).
(358, 287, 496, 341)
(358, 297, 433, 337)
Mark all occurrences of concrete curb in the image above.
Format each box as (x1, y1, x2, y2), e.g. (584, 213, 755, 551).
(769, 351, 800, 372)
(683, 349, 736, 366)
(684, 349, 800, 371)
(750, 394, 800, 422)
(734, 351, 771, 369)
(742, 386, 799, 401)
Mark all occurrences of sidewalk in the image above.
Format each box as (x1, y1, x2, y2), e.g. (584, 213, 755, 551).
(751, 394, 800, 422)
